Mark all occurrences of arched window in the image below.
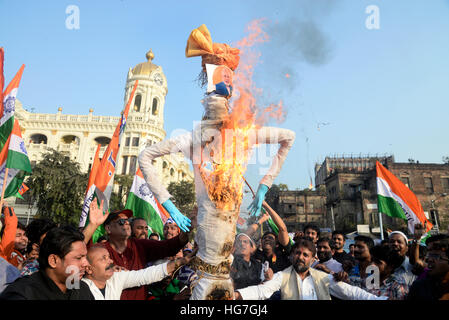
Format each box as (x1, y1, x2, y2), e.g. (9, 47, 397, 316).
(152, 98, 158, 115)
(170, 168, 175, 177)
(61, 135, 80, 145)
(94, 136, 111, 146)
(134, 94, 142, 112)
(30, 134, 47, 144)
(162, 161, 167, 169)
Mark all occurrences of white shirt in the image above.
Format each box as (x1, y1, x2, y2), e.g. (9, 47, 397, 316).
(312, 258, 343, 274)
(82, 262, 168, 300)
(237, 270, 388, 300)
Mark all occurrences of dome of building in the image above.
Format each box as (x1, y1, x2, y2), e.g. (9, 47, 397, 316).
(132, 49, 159, 76)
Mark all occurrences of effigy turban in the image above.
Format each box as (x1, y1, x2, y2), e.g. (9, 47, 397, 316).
(186, 24, 240, 71)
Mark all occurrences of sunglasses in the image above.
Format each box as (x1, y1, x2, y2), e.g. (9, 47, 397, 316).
(114, 218, 130, 226)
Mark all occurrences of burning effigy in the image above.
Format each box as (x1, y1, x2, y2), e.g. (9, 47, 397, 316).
(138, 23, 295, 300)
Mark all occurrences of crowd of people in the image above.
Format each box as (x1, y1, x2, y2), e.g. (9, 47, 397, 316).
(0, 200, 448, 301)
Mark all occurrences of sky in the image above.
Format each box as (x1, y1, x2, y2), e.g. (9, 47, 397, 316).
(1, 0, 449, 191)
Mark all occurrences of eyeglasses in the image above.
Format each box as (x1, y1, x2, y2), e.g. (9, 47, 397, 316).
(425, 253, 449, 262)
(115, 218, 130, 226)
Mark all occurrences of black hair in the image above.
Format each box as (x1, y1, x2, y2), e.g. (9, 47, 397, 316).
(317, 237, 336, 250)
(262, 231, 277, 239)
(349, 243, 355, 248)
(425, 234, 449, 246)
(17, 222, 27, 232)
(303, 224, 320, 238)
(131, 217, 147, 228)
(370, 245, 403, 269)
(354, 235, 375, 250)
(291, 238, 316, 257)
(38, 226, 85, 270)
(331, 230, 346, 240)
(149, 232, 160, 240)
(25, 218, 57, 254)
(26, 218, 57, 245)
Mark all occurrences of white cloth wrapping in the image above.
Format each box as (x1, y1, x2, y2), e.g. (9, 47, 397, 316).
(82, 262, 168, 300)
(237, 271, 388, 300)
(138, 97, 295, 299)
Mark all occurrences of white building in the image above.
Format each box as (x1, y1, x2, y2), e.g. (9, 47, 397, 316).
(8, 50, 193, 222)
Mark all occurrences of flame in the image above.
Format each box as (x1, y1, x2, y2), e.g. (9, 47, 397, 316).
(285, 73, 291, 78)
(199, 19, 285, 213)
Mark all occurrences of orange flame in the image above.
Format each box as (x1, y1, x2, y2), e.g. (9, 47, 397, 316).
(199, 19, 286, 213)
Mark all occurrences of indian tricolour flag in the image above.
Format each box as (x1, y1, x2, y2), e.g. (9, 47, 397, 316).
(0, 118, 32, 199)
(376, 161, 433, 234)
(125, 167, 170, 239)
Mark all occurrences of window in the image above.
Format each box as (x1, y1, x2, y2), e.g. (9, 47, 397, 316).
(424, 177, 434, 193)
(129, 156, 137, 175)
(134, 94, 142, 112)
(442, 177, 449, 191)
(430, 210, 440, 228)
(122, 156, 128, 175)
(125, 137, 130, 147)
(132, 137, 140, 147)
(152, 98, 158, 115)
(401, 177, 410, 189)
(170, 168, 175, 177)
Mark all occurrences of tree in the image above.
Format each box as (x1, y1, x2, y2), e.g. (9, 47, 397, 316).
(25, 149, 87, 226)
(109, 174, 134, 212)
(278, 183, 289, 191)
(443, 156, 449, 164)
(167, 180, 196, 216)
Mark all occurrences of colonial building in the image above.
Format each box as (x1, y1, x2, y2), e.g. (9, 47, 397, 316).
(320, 156, 449, 234)
(277, 189, 327, 232)
(7, 50, 193, 222)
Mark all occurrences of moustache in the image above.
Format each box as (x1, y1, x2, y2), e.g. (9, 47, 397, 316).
(105, 263, 115, 271)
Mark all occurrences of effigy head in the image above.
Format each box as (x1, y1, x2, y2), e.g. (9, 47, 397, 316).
(186, 24, 240, 96)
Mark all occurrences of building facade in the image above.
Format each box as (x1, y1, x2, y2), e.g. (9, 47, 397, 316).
(8, 50, 193, 222)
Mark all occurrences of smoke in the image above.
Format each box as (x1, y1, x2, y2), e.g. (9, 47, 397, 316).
(248, 1, 337, 115)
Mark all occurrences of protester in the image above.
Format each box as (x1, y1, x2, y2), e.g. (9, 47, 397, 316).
(234, 238, 386, 300)
(252, 202, 292, 274)
(313, 237, 343, 274)
(332, 230, 355, 266)
(0, 256, 20, 294)
(366, 245, 409, 299)
(131, 218, 150, 239)
(149, 233, 160, 241)
(303, 223, 320, 244)
(0, 207, 18, 263)
(0, 226, 94, 300)
(347, 235, 375, 289)
(9, 222, 28, 269)
(148, 218, 196, 300)
(20, 218, 57, 276)
(388, 231, 416, 287)
(407, 236, 449, 300)
(349, 243, 355, 257)
(82, 201, 190, 300)
(231, 233, 272, 290)
(82, 243, 196, 299)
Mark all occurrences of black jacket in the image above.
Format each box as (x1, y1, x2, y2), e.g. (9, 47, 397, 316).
(231, 256, 263, 290)
(0, 270, 94, 300)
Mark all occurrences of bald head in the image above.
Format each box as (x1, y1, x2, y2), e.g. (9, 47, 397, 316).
(87, 244, 108, 263)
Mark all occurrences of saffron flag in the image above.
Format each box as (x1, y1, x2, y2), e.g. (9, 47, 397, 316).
(79, 143, 102, 228)
(125, 167, 170, 239)
(92, 80, 138, 212)
(376, 161, 433, 234)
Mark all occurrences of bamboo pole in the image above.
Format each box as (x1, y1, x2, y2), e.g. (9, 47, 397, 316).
(0, 167, 9, 209)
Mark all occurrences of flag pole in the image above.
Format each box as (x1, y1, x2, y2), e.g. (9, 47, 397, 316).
(0, 167, 9, 209)
(378, 210, 384, 241)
